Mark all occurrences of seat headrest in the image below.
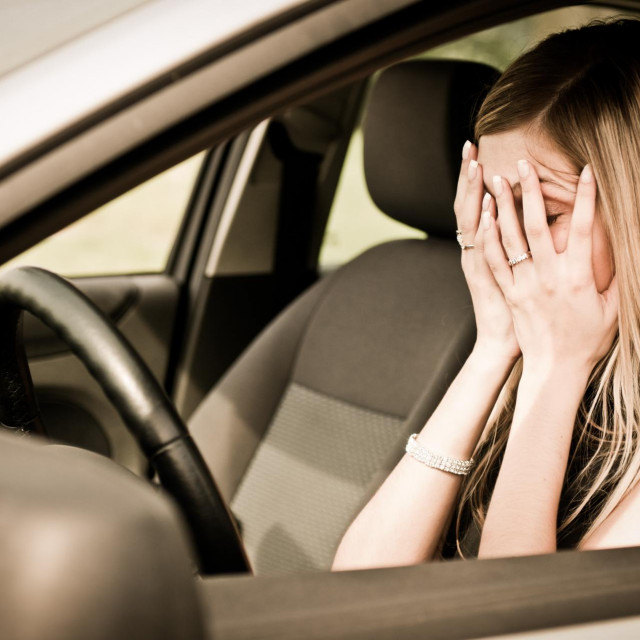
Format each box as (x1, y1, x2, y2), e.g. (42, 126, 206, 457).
(363, 60, 500, 238)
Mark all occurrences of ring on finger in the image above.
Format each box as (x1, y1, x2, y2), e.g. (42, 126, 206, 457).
(456, 229, 475, 250)
(507, 251, 532, 267)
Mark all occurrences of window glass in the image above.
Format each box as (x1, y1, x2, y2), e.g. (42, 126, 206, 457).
(318, 6, 621, 272)
(3, 152, 205, 277)
(319, 127, 425, 271)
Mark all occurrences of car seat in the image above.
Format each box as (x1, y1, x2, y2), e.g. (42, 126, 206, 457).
(189, 59, 500, 574)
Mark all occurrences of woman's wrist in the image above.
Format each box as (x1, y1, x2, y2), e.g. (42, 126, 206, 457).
(413, 341, 518, 459)
(520, 354, 593, 388)
(511, 358, 590, 437)
(470, 340, 520, 374)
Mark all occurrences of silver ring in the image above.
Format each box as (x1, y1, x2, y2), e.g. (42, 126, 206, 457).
(507, 251, 532, 267)
(456, 229, 475, 250)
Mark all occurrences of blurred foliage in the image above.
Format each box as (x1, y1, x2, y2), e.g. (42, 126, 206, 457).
(425, 6, 622, 70)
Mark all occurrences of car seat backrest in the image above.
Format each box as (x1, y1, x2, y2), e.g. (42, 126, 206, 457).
(364, 59, 499, 236)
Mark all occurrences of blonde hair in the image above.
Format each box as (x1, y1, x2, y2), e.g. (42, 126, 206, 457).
(457, 18, 640, 554)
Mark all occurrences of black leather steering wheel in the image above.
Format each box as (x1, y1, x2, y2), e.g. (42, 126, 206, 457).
(0, 266, 250, 575)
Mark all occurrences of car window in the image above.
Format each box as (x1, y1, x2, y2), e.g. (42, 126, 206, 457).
(318, 5, 620, 273)
(319, 124, 425, 271)
(2, 152, 206, 278)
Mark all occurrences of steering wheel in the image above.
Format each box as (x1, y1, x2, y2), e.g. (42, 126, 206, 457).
(0, 266, 250, 575)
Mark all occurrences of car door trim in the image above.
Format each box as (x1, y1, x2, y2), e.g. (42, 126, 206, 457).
(205, 120, 271, 277)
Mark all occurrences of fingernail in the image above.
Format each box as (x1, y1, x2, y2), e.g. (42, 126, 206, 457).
(517, 159, 529, 178)
(482, 210, 491, 230)
(581, 164, 593, 183)
(492, 175, 503, 196)
(468, 159, 478, 180)
(462, 140, 471, 159)
(482, 192, 492, 211)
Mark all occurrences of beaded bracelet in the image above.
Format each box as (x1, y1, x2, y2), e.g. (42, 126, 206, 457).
(405, 434, 474, 476)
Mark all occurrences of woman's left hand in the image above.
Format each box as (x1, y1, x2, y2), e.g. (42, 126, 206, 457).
(482, 161, 618, 374)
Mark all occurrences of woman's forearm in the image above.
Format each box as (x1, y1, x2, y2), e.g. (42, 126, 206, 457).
(331, 345, 516, 571)
(478, 360, 590, 558)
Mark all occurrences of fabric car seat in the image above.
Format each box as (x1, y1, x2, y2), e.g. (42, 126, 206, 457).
(189, 59, 500, 575)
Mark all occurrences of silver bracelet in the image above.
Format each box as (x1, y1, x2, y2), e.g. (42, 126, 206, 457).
(405, 434, 474, 476)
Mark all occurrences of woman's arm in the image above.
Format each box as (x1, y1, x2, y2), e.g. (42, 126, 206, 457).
(479, 161, 618, 558)
(478, 361, 589, 557)
(332, 345, 515, 570)
(333, 143, 520, 570)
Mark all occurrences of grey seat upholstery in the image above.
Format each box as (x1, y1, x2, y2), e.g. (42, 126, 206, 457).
(189, 59, 500, 575)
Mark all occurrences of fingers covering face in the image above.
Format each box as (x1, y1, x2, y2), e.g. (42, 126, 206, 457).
(482, 162, 602, 297)
(474, 192, 494, 250)
(453, 141, 474, 217)
(518, 160, 556, 268)
(482, 201, 513, 292)
(567, 165, 596, 285)
(454, 143, 485, 245)
(492, 174, 530, 264)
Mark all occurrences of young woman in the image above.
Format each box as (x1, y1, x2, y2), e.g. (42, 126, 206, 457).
(332, 18, 640, 569)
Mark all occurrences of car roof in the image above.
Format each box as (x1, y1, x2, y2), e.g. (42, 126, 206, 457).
(0, 0, 325, 172)
(0, 0, 151, 77)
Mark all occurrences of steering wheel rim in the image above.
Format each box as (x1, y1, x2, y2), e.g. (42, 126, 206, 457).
(0, 266, 250, 575)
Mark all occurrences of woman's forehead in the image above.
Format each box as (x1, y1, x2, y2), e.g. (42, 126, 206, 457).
(477, 129, 579, 196)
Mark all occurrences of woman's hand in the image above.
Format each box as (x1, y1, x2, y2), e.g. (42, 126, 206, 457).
(454, 142, 520, 364)
(482, 161, 618, 374)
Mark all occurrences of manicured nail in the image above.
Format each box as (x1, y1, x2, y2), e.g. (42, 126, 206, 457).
(468, 159, 478, 180)
(581, 164, 593, 183)
(492, 175, 503, 196)
(482, 210, 491, 230)
(462, 140, 471, 159)
(517, 159, 529, 178)
(482, 192, 492, 211)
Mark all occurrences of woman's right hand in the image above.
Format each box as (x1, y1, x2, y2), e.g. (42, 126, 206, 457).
(454, 141, 520, 364)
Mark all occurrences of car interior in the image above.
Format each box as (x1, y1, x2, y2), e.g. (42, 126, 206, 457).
(186, 58, 498, 574)
(5, 2, 640, 638)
